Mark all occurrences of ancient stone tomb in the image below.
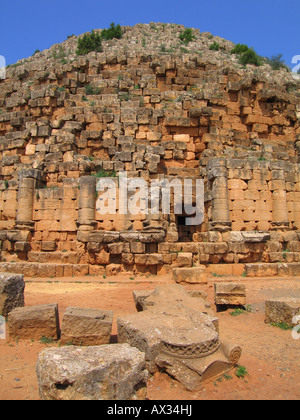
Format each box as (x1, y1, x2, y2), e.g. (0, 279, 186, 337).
(0, 24, 299, 278)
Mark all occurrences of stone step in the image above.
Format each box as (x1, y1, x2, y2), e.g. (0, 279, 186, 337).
(245, 262, 300, 277)
(27, 251, 81, 265)
(0, 262, 89, 278)
(166, 167, 200, 177)
(267, 252, 300, 263)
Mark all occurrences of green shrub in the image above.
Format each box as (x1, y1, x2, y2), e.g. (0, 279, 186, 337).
(93, 169, 117, 178)
(231, 43, 262, 66)
(101, 22, 122, 40)
(231, 43, 249, 55)
(77, 30, 102, 55)
(239, 48, 262, 66)
(209, 41, 220, 51)
(52, 46, 67, 60)
(179, 28, 196, 45)
(85, 84, 101, 95)
(236, 365, 248, 378)
(265, 54, 290, 71)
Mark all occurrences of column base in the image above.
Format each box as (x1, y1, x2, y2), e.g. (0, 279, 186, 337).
(76, 220, 97, 231)
(209, 221, 232, 232)
(271, 221, 290, 231)
(15, 221, 35, 231)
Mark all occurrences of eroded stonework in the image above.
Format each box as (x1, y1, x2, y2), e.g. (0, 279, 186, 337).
(118, 284, 241, 390)
(0, 24, 299, 278)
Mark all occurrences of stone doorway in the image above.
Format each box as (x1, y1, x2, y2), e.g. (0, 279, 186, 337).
(176, 215, 196, 242)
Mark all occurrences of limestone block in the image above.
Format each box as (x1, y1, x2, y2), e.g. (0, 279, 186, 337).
(8, 303, 60, 340)
(135, 254, 163, 266)
(60, 307, 113, 346)
(176, 252, 193, 267)
(265, 298, 300, 327)
(36, 344, 148, 400)
(0, 272, 25, 318)
(173, 267, 207, 284)
(14, 242, 31, 252)
(214, 283, 246, 306)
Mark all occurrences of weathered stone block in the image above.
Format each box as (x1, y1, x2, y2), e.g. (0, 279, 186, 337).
(0, 272, 25, 318)
(173, 267, 207, 284)
(36, 344, 148, 400)
(176, 252, 193, 267)
(8, 303, 60, 340)
(214, 283, 246, 306)
(265, 298, 300, 327)
(60, 307, 113, 346)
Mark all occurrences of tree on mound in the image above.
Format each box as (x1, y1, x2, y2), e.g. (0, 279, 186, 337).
(76, 23, 123, 56)
(231, 43, 262, 67)
(101, 22, 123, 40)
(77, 30, 102, 55)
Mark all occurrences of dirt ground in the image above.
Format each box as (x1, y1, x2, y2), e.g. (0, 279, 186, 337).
(0, 272, 299, 401)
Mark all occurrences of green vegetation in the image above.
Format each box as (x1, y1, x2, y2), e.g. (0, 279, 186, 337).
(270, 321, 293, 331)
(85, 84, 101, 95)
(101, 22, 122, 40)
(235, 365, 248, 378)
(230, 305, 253, 316)
(93, 169, 117, 178)
(76, 23, 122, 55)
(40, 336, 54, 344)
(179, 28, 196, 45)
(231, 43, 249, 55)
(34, 49, 40, 55)
(77, 30, 103, 55)
(239, 49, 262, 66)
(209, 41, 220, 51)
(265, 54, 290, 71)
(231, 43, 262, 66)
(52, 46, 67, 60)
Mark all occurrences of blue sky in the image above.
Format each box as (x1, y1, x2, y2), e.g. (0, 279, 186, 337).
(1, 0, 299, 68)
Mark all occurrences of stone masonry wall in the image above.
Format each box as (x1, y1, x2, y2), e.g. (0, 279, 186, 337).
(0, 24, 299, 276)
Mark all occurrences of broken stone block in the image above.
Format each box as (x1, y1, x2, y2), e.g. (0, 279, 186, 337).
(173, 266, 207, 284)
(36, 343, 148, 400)
(214, 283, 246, 307)
(118, 284, 241, 389)
(133, 286, 210, 313)
(60, 307, 113, 346)
(265, 298, 300, 327)
(118, 284, 241, 391)
(118, 309, 220, 377)
(176, 252, 193, 267)
(132, 290, 153, 312)
(8, 303, 60, 340)
(0, 272, 25, 318)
